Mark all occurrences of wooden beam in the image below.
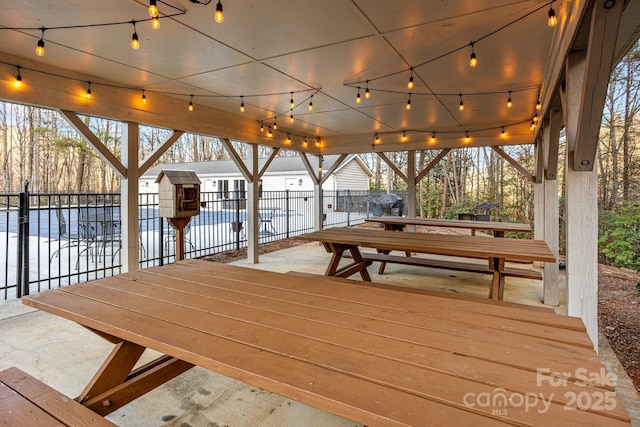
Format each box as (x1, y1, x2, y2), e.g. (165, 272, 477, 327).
(320, 154, 348, 185)
(573, 0, 624, 171)
(139, 130, 185, 175)
(564, 52, 586, 162)
(535, 136, 544, 184)
(257, 148, 280, 180)
(59, 110, 127, 178)
(415, 149, 450, 183)
(546, 107, 562, 180)
(377, 152, 408, 183)
(221, 138, 253, 181)
(299, 152, 321, 186)
(533, 0, 590, 143)
(491, 146, 534, 182)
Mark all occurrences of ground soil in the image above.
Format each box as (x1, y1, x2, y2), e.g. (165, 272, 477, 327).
(202, 223, 640, 393)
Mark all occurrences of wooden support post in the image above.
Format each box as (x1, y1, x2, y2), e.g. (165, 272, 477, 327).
(406, 150, 416, 232)
(120, 122, 140, 272)
(167, 217, 190, 261)
(543, 108, 562, 306)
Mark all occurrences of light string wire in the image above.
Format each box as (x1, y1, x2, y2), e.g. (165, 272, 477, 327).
(344, 0, 556, 89)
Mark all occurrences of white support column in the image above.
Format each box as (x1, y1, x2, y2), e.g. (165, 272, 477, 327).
(246, 145, 259, 263)
(564, 52, 598, 349)
(120, 122, 140, 273)
(543, 108, 562, 306)
(533, 140, 544, 243)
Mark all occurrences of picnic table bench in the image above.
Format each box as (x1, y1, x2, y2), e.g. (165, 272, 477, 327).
(21, 260, 630, 426)
(366, 216, 532, 237)
(296, 227, 554, 300)
(0, 367, 115, 426)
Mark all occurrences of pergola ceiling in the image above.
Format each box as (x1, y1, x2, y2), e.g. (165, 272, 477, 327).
(0, 0, 639, 154)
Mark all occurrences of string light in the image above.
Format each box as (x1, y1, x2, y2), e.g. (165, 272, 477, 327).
(86, 82, 92, 99)
(469, 42, 477, 68)
(374, 133, 380, 144)
(465, 131, 470, 143)
(507, 91, 512, 108)
(430, 132, 436, 143)
(356, 87, 361, 103)
(149, 0, 158, 18)
(287, 133, 291, 143)
(240, 95, 245, 112)
(548, 3, 557, 27)
(141, 90, 147, 104)
(535, 94, 541, 111)
(151, 16, 160, 30)
(458, 94, 464, 111)
(365, 80, 371, 99)
(14, 66, 23, 89)
(35, 28, 45, 57)
(406, 93, 412, 110)
(533, 112, 539, 122)
(407, 68, 414, 90)
(188, 95, 194, 111)
(308, 95, 313, 111)
(290, 109, 294, 123)
(290, 92, 294, 109)
(260, 121, 264, 132)
(401, 130, 407, 142)
(316, 137, 321, 148)
(303, 137, 308, 147)
(530, 120, 536, 130)
(273, 117, 277, 130)
(215, 1, 224, 24)
(267, 127, 272, 137)
(131, 22, 140, 50)
(501, 126, 506, 138)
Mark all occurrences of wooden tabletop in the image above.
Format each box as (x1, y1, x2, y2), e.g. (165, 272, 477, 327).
(22, 260, 628, 426)
(297, 227, 554, 263)
(366, 216, 532, 233)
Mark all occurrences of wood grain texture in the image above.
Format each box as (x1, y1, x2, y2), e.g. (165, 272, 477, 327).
(22, 261, 629, 426)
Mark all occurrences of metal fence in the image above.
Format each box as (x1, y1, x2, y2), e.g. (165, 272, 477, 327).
(1, 187, 398, 300)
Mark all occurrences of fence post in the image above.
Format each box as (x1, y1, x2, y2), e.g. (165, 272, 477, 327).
(285, 190, 290, 239)
(347, 190, 351, 226)
(234, 190, 241, 251)
(16, 180, 30, 297)
(158, 217, 164, 266)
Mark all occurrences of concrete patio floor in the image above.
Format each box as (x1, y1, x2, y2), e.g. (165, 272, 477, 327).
(1, 242, 639, 426)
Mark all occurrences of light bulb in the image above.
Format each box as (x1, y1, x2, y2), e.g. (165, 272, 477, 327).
(470, 52, 477, 68)
(273, 118, 277, 130)
(287, 134, 291, 143)
(290, 111, 294, 123)
(365, 86, 370, 99)
(401, 131, 407, 142)
(501, 127, 506, 138)
(142, 91, 147, 104)
(465, 132, 470, 143)
(151, 16, 160, 30)
(149, 0, 158, 18)
(406, 97, 411, 110)
(308, 96, 313, 111)
(430, 132, 436, 143)
(458, 95, 464, 111)
(14, 72, 23, 89)
(407, 68, 414, 90)
(290, 92, 294, 109)
(507, 92, 512, 108)
(215, 1, 224, 23)
(35, 39, 45, 56)
(536, 98, 541, 111)
(86, 83, 92, 99)
(356, 88, 361, 103)
(548, 7, 557, 27)
(530, 120, 535, 130)
(260, 121, 264, 132)
(374, 133, 380, 144)
(131, 32, 140, 50)
(240, 96, 245, 112)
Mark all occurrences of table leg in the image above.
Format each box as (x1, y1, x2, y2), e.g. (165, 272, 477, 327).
(488, 257, 506, 300)
(324, 243, 372, 281)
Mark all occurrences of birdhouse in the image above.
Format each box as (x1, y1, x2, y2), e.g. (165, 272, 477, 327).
(156, 170, 201, 219)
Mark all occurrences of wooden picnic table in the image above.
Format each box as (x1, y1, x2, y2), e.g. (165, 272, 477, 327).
(296, 227, 555, 300)
(366, 216, 532, 237)
(21, 260, 629, 426)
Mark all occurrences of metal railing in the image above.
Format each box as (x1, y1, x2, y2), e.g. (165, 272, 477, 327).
(1, 188, 394, 300)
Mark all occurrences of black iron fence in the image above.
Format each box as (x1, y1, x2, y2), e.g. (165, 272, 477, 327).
(1, 188, 398, 300)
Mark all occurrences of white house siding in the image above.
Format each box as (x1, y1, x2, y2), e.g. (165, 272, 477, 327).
(334, 160, 370, 191)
